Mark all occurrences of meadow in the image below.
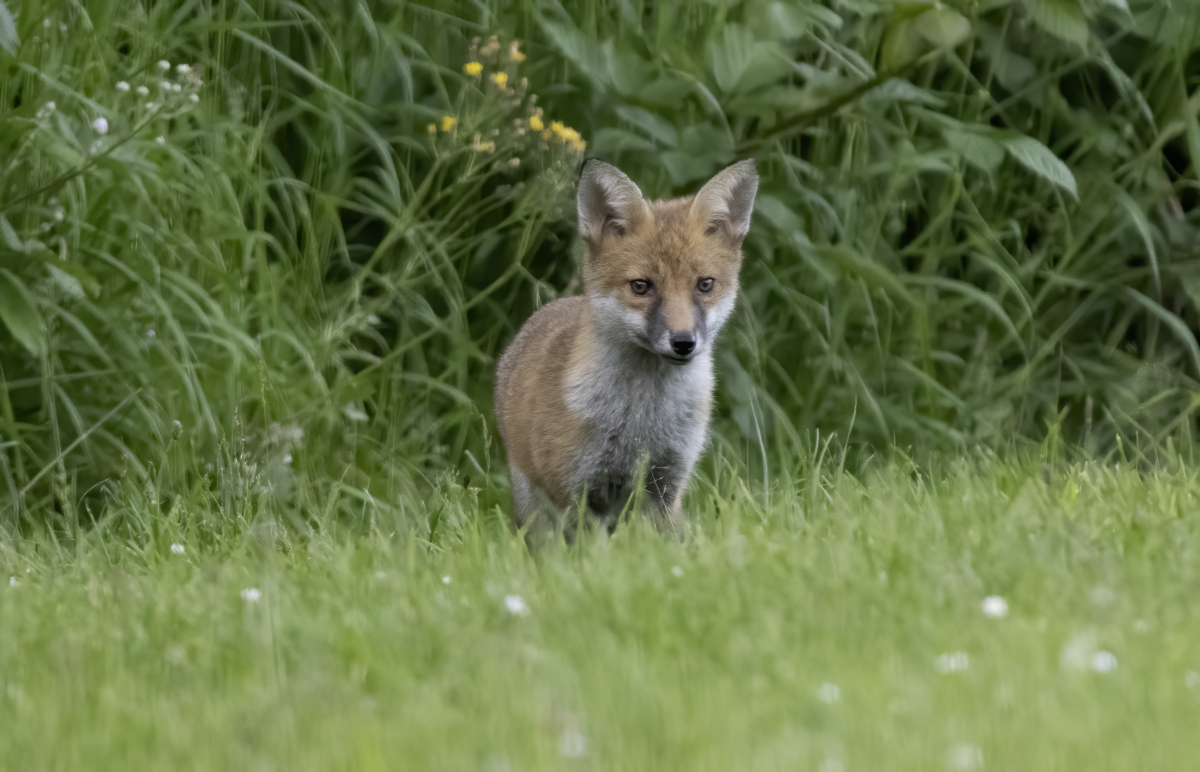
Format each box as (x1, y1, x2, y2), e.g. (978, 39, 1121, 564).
(1, 0, 1199, 768)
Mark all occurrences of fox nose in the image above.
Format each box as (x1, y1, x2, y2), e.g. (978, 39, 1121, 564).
(670, 332, 695, 357)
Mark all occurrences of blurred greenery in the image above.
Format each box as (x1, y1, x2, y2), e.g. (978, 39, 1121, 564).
(0, 0, 1199, 528)
(5, 446, 1200, 769)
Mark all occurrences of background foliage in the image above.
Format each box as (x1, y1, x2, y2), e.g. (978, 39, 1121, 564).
(1, 0, 1199, 531)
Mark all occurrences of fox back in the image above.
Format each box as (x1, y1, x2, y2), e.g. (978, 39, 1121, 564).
(494, 159, 758, 539)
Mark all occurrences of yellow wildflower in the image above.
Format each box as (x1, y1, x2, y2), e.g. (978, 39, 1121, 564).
(529, 115, 544, 132)
(569, 138, 587, 153)
(472, 132, 496, 153)
(549, 120, 566, 138)
(463, 61, 483, 77)
(427, 123, 437, 133)
(492, 72, 509, 88)
(441, 115, 456, 131)
(510, 41, 526, 62)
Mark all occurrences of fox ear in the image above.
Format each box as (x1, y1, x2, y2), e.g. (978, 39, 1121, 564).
(577, 160, 648, 243)
(691, 159, 759, 241)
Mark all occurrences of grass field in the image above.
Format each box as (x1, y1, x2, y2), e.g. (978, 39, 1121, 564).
(2, 0, 1200, 768)
(5, 452, 1200, 769)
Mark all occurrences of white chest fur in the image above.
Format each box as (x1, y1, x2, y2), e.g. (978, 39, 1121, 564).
(563, 339, 713, 499)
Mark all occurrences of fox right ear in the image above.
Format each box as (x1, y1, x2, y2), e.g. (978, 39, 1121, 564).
(577, 160, 648, 243)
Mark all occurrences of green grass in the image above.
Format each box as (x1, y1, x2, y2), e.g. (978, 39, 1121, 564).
(5, 453, 1200, 769)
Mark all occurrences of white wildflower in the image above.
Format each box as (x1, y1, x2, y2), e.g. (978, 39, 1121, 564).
(136, 85, 150, 96)
(504, 594, 529, 616)
(188, 93, 199, 103)
(170, 543, 185, 555)
(1091, 651, 1117, 674)
(116, 81, 131, 92)
(36, 101, 56, 119)
(816, 682, 841, 704)
(176, 64, 191, 75)
(240, 587, 262, 603)
(442, 575, 451, 584)
(946, 744, 983, 771)
(156, 59, 170, 72)
(155, 136, 166, 145)
(92, 117, 109, 135)
(282, 454, 292, 465)
(934, 652, 970, 673)
(981, 595, 1008, 619)
(558, 729, 587, 758)
(160, 80, 172, 91)
(8, 576, 16, 587)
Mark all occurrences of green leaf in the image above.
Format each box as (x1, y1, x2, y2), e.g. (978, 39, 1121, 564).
(709, 23, 755, 95)
(0, 0, 19, 56)
(978, 26, 1037, 91)
(0, 269, 45, 356)
(1022, 0, 1089, 47)
(614, 106, 677, 147)
(0, 214, 23, 253)
(881, 18, 927, 70)
(540, 20, 609, 87)
(914, 6, 972, 49)
(865, 78, 947, 108)
(43, 258, 101, 298)
(943, 126, 1006, 175)
(603, 42, 651, 98)
(1000, 134, 1078, 197)
(591, 127, 659, 155)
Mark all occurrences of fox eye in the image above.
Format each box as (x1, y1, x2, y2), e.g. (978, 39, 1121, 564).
(630, 279, 651, 295)
(697, 277, 715, 293)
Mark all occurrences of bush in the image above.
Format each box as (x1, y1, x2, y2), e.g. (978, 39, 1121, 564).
(1, 0, 1198, 530)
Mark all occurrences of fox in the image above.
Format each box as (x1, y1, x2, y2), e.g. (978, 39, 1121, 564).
(493, 158, 759, 540)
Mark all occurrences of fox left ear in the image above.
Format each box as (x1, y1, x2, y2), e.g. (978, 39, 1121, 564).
(691, 159, 759, 241)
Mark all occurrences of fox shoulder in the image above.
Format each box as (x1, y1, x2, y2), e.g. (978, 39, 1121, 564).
(494, 296, 589, 428)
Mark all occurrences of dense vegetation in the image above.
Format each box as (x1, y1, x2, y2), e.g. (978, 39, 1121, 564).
(3, 1, 1200, 768)
(1, 0, 1198, 533)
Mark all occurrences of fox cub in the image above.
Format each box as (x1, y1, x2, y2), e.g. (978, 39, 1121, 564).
(494, 158, 758, 538)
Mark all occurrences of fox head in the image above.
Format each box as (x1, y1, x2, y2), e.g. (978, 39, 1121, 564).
(576, 159, 758, 365)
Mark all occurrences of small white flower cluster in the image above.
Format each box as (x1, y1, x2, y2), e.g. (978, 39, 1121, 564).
(77, 58, 206, 154)
(503, 594, 529, 616)
(981, 595, 1008, 618)
(241, 587, 262, 603)
(170, 543, 186, 555)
